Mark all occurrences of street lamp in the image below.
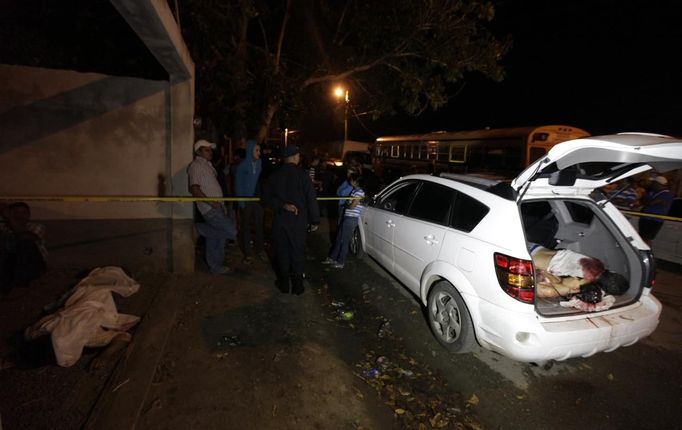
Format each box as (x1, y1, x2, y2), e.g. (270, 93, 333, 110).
(333, 86, 349, 143)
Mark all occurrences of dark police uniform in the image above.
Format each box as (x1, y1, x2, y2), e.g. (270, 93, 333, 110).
(263, 147, 320, 294)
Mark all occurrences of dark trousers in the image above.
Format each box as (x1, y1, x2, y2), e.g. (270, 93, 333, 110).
(638, 218, 664, 242)
(1, 237, 46, 294)
(239, 201, 265, 258)
(329, 216, 358, 265)
(272, 226, 305, 293)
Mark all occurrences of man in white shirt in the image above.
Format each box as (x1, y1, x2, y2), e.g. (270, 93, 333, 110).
(188, 140, 237, 274)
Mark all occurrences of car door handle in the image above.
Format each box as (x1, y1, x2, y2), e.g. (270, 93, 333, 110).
(424, 234, 439, 245)
(386, 219, 395, 227)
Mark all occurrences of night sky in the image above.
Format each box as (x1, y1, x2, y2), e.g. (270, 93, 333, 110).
(2, 1, 680, 143)
(342, 0, 682, 142)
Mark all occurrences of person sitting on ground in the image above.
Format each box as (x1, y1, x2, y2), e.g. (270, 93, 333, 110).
(529, 245, 628, 298)
(0, 202, 47, 294)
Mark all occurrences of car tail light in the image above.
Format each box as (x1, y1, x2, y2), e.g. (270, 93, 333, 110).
(494, 253, 535, 303)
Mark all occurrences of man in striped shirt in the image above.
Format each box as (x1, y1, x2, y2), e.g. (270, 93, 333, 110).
(188, 140, 237, 274)
(322, 172, 365, 269)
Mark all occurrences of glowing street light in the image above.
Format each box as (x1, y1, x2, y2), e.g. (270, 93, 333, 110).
(333, 86, 349, 143)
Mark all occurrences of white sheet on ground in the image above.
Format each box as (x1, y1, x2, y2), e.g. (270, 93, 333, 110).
(25, 266, 140, 367)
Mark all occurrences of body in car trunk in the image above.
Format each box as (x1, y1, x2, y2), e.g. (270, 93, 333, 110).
(521, 197, 648, 316)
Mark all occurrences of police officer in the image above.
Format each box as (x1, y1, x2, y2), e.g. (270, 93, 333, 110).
(263, 145, 320, 295)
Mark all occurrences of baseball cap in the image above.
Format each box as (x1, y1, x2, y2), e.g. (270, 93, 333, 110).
(281, 145, 300, 158)
(194, 139, 216, 152)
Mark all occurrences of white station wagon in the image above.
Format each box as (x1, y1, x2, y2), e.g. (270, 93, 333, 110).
(356, 133, 682, 362)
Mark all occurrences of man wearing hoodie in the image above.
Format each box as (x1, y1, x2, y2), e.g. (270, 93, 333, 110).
(234, 139, 266, 262)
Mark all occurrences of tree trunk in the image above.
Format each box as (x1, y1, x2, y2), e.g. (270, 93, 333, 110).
(256, 101, 279, 144)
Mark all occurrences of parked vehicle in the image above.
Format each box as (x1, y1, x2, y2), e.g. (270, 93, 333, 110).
(355, 133, 682, 362)
(372, 125, 589, 183)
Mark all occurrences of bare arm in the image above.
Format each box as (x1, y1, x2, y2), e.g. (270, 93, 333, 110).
(190, 184, 220, 209)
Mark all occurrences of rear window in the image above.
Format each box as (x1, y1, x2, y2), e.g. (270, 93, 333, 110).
(450, 192, 489, 232)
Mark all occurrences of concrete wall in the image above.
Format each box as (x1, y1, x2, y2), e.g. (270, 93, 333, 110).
(0, 65, 194, 272)
(0, 0, 197, 273)
(0, 65, 170, 219)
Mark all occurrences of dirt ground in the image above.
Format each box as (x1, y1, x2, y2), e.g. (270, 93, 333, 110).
(0, 267, 161, 430)
(0, 227, 483, 430)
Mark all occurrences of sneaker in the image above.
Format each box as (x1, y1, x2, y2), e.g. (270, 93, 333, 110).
(321, 257, 336, 265)
(211, 266, 232, 274)
(331, 262, 345, 269)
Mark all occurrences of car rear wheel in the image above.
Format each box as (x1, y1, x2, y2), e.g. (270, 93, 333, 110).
(349, 227, 364, 259)
(427, 281, 476, 353)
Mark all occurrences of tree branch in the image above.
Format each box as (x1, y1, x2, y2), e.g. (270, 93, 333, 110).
(274, 0, 291, 74)
(301, 52, 424, 88)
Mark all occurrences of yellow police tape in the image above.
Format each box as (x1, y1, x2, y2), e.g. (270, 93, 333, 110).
(0, 195, 359, 203)
(0, 196, 678, 222)
(619, 210, 681, 222)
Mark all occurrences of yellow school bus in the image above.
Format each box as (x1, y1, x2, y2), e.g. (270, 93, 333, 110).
(373, 125, 590, 180)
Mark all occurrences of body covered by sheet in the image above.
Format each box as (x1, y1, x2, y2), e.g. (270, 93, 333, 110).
(25, 266, 140, 367)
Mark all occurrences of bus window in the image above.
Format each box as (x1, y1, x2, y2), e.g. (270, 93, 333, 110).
(427, 143, 438, 160)
(466, 139, 523, 172)
(528, 146, 547, 163)
(449, 143, 466, 163)
(437, 142, 450, 161)
(375, 125, 589, 178)
(532, 132, 549, 142)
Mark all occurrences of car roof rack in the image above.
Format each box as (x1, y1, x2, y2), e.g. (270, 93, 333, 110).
(438, 172, 516, 200)
(439, 172, 500, 189)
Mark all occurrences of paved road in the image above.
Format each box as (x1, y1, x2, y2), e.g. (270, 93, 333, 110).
(318, 234, 682, 430)
(77, 223, 681, 430)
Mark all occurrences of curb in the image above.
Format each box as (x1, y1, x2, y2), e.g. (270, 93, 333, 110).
(83, 276, 181, 430)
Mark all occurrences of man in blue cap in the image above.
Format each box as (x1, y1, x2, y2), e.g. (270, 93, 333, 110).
(263, 145, 320, 294)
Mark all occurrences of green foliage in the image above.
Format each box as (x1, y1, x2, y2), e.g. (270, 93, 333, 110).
(181, 0, 509, 139)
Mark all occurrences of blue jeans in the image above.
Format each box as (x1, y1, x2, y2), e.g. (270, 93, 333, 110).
(196, 207, 237, 272)
(329, 216, 358, 265)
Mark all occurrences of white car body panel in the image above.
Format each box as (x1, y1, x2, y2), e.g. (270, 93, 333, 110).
(362, 204, 395, 270)
(513, 133, 682, 193)
(393, 216, 445, 294)
(358, 133, 677, 362)
(475, 295, 661, 362)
